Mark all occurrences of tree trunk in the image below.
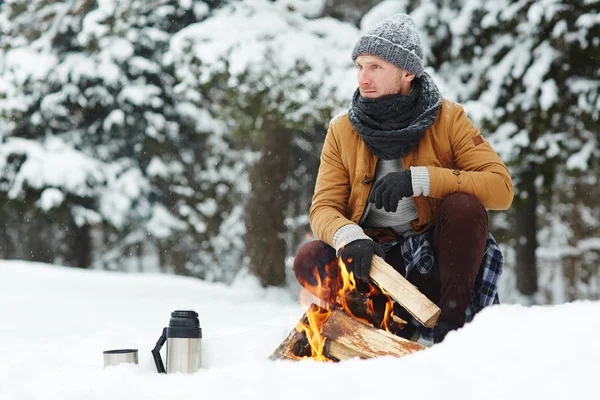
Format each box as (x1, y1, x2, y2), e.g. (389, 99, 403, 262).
(64, 220, 92, 268)
(0, 205, 16, 259)
(137, 243, 144, 273)
(27, 214, 53, 264)
(73, 223, 92, 268)
(245, 125, 291, 287)
(564, 256, 578, 302)
(515, 170, 539, 296)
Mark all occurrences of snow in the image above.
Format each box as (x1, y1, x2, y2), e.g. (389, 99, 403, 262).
(522, 41, 558, 110)
(118, 84, 163, 107)
(0, 260, 598, 399)
(479, 35, 530, 110)
(103, 109, 126, 131)
(449, 0, 479, 37)
(579, 238, 600, 251)
(0, 0, 598, 371)
(0, 137, 104, 198)
(4, 47, 57, 85)
(99, 163, 151, 229)
(167, 0, 359, 116)
(526, 0, 566, 26)
(271, 0, 326, 18)
(539, 79, 558, 111)
(38, 188, 65, 211)
(360, 0, 410, 31)
(147, 204, 188, 238)
(577, 11, 600, 28)
(567, 139, 596, 170)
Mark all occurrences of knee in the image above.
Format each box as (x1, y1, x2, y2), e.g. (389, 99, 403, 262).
(440, 193, 488, 227)
(293, 240, 337, 286)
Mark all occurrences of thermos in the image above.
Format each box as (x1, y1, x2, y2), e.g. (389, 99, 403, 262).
(152, 310, 202, 373)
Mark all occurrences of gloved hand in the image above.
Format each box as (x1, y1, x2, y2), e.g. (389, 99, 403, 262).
(338, 239, 385, 282)
(368, 170, 414, 212)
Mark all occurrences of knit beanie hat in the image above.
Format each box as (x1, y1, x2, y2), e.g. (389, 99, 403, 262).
(351, 13, 424, 77)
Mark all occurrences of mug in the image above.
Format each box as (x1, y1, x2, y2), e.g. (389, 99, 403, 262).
(103, 349, 139, 367)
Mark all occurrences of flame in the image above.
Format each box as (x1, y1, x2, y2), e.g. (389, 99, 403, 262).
(295, 251, 399, 361)
(295, 268, 332, 361)
(295, 305, 331, 361)
(337, 257, 396, 333)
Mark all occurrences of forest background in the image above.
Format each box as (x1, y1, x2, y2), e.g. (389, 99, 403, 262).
(0, 0, 598, 305)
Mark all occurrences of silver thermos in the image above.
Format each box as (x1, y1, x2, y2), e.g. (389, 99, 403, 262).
(152, 310, 202, 374)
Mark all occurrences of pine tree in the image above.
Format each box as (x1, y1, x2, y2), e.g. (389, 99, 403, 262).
(440, 0, 600, 301)
(0, 0, 99, 266)
(168, 0, 358, 286)
(0, 0, 246, 278)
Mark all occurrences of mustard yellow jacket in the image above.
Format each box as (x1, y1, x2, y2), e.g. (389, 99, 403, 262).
(309, 99, 514, 246)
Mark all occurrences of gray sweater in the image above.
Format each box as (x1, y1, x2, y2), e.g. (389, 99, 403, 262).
(332, 162, 430, 251)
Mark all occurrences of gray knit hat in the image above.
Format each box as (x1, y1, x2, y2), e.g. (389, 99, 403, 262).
(351, 13, 424, 77)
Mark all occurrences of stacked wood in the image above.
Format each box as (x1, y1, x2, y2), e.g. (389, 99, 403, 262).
(269, 312, 312, 360)
(270, 257, 438, 361)
(269, 306, 425, 361)
(322, 308, 425, 360)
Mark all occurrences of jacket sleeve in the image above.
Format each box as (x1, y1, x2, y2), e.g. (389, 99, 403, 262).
(309, 122, 356, 246)
(427, 104, 514, 210)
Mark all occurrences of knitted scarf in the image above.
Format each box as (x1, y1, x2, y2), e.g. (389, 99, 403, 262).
(348, 72, 443, 160)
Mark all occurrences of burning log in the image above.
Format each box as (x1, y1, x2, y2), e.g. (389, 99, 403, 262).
(269, 305, 425, 361)
(274, 249, 439, 361)
(322, 308, 425, 359)
(341, 291, 413, 338)
(269, 325, 311, 360)
(370, 255, 441, 328)
(269, 313, 312, 361)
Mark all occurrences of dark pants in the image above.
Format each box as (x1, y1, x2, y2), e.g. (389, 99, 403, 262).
(293, 193, 488, 327)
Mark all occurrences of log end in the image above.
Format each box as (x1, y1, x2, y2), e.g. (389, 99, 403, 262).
(423, 309, 441, 329)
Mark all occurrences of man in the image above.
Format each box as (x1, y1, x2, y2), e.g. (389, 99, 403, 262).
(293, 13, 514, 343)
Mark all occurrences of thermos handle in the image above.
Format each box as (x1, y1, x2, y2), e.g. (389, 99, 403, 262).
(152, 327, 167, 373)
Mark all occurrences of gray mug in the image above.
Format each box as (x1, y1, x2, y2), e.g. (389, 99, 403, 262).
(103, 349, 139, 367)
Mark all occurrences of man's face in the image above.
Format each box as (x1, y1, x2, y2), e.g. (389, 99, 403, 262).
(355, 55, 414, 98)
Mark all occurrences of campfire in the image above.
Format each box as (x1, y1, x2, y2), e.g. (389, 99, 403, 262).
(270, 255, 441, 361)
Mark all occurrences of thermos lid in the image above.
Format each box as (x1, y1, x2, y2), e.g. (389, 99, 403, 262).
(167, 309, 202, 339)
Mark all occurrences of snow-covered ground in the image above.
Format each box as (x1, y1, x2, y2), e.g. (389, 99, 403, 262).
(0, 260, 598, 399)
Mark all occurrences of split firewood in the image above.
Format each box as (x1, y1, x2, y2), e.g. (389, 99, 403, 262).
(269, 312, 311, 360)
(268, 326, 311, 360)
(341, 291, 412, 338)
(370, 255, 441, 328)
(341, 291, 385, 326)
(321, 309, 425, 359)
(323, 339, 365, 361)
(269, 305, 425, 361)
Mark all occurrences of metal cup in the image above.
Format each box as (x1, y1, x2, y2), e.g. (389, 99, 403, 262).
(103, 349, 139, 367)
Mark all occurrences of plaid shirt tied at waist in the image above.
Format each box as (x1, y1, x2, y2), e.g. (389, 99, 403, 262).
(366, 228, 503, 339)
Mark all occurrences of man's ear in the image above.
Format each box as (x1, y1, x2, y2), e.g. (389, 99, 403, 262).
(404, 71, 416, 82)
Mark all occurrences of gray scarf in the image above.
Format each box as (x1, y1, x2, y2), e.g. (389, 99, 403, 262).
(348, 72, 442, 160)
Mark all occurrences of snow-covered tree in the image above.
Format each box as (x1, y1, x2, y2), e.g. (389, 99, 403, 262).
(0, 0, 106, 266)
(0, 0, 249, 279)
(356, 0, 600, 302)
(439, 0, 600, 301)
(168, 0, 358, 286)
(0, 0, 361, 284)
